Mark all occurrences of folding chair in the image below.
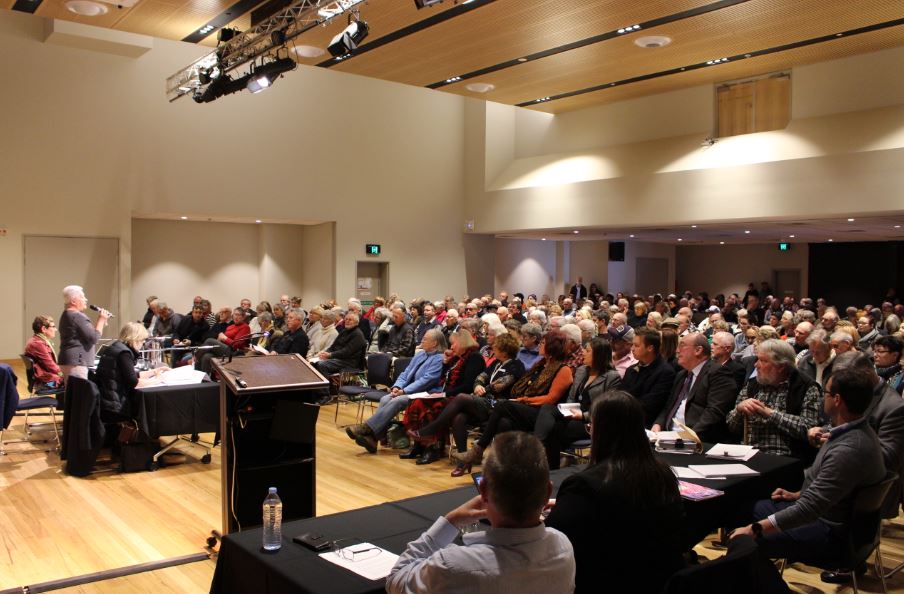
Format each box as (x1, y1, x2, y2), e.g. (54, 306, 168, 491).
(560, 437, 592, 464)
(1, 361, 61, 455)
(333, 353, 392, 425)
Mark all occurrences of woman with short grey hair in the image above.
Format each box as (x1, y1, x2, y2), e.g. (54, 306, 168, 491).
(58, 285, 110, 380)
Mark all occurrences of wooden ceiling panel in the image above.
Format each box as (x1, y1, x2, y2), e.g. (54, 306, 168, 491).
(438, 0, 903, 106)
(35, 0, 133, 29)
(534, 26, 904, 113)
(330, 0, 712, 86)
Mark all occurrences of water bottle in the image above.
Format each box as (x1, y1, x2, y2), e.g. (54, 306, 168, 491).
(262, 487, 283, 551)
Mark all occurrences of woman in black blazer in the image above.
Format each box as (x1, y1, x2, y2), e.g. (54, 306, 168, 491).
(545, 391, 686, 594)
(534, 336, 621, 469)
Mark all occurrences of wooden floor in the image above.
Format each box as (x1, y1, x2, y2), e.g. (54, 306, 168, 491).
(2, 359, 904, 593)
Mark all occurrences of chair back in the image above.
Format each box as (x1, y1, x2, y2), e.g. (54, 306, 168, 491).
(365, 353, 392, 388)
(19, 354, 37, 394)
(391, 357, 413, 383)
(663, 535, 789, 594)
(847, 472, 898, 567)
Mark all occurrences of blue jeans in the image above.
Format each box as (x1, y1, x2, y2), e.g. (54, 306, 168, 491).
(365, 393, 411, 438)
(752, 499, 844, 567)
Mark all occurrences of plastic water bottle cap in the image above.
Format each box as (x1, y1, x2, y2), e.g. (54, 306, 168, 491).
(268, 487, 277, 494)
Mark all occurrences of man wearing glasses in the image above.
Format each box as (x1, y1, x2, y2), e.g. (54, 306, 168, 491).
(872, 335, 904, 395)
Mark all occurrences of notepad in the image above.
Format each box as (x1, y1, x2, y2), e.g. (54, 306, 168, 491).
(319, 543, 399, 581)
(558, 402, 581, 416)
(705, 443, 758, 461)
(406, 392, 446, 400)
(687, 464, 760, 478)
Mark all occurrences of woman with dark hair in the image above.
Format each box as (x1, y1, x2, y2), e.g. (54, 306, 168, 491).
(534, 337, 622, 469)
(452, 329, 573, 466)
(545, 391, 685, 593)
(660, 327, 680, 372)
(408, 332, 525, 476)
(400, 329, 485, 465)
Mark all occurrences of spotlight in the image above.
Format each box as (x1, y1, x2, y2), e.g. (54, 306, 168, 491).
(414, 0, 444, 7)
(246, 57, 297, 93)
(327, 20, 369, 57)
(218, 28, 240, 43)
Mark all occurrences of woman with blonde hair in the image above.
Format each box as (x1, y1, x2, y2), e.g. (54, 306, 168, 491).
(95, 322, 169, 421)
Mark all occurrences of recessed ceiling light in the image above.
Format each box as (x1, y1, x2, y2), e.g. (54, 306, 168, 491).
(291, 45, 325, 58)
(255, 220, 262, 223)
(677, 238, 683, 242)
(634, 35, 671, 49)
(691, 225, 697, 228)
(65, 0, 108, 16)
(789, 234, 795, 238)
(719, 241, 725, 245)
(517, 57, 528, 62)
(541, 238, 547, 241)
(828, 239, 834, 242)
(895, 225, 902, 229)
(465, 82, 495, 93)
(744, 230, 751, 234)
(573, 230, 579, 234)
(180, 216, 188, 220)
(629, 234, 635, 238)
(847, 218, 855, 222)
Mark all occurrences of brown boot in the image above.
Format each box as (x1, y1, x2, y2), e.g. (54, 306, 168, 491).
(345, 423, 370, 440)
(451, 445, 484, 466)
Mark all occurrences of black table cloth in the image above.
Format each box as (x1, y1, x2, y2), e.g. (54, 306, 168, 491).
(209, 450, 802, 594)
(133, 381, 220, 438)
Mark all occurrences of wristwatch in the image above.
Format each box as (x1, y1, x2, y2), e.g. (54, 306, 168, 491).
(750, 522, 764, 539)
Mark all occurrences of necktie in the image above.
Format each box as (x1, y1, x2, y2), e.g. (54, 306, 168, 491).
(666, 371, 694, 430)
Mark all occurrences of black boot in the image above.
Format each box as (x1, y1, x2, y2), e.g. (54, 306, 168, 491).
(399, 443, 425, 459)
(416, 445, 441, 465)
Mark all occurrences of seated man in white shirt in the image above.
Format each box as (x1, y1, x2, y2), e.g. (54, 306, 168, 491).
(386, 432, 575, 594)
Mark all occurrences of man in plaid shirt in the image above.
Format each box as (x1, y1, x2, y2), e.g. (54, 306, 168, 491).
(726, 339, 821, 458)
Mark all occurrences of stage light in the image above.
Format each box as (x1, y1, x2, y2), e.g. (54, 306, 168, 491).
(327, 19, 369, 57)
(218, 28, 240, 43)
(246, 57, 297, 94)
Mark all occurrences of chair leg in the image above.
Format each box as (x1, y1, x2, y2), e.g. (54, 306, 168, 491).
(851, 563, 859, 594)
(883, 558, 904, 580)
(875, 545, 889, 594)
(49, 408, 61, 452)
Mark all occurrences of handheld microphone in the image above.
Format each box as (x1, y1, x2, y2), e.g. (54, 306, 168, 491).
(89, 304, 114, 318)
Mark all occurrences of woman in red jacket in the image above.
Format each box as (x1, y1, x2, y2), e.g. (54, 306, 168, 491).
(195, 308, 251, 374)
(24, 315, 64, 390)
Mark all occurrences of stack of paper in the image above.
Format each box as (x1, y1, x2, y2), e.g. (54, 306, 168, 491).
(705, 443, 758, 461)
(687, 464, 760, 478)
(159, 366, 207, 386)
(678, 481, 725, 501)
(319, 543, 399, 580)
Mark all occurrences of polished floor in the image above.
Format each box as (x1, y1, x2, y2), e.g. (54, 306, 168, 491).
(1, 359, 902, 593)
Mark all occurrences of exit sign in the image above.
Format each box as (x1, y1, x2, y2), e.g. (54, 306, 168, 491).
(366, 244, 381, 256)
(778, 242, 790, 251)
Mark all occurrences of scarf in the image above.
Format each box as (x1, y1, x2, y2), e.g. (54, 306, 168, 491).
(443, 347, 476, 389)
(510, 359, 564, 398)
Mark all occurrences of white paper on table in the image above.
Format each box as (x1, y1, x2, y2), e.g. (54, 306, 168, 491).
(705, 443, 758, 461)
(159, 366, 207, 385)
(646, 430, 682, 442)
(671, 466, 708, 479)
(558, 402, 581, 416)
(688, 463, 760, 478)
(249, 344, 269, 355)
(406, 392, 446, 400)
(319, 543, 399, 581)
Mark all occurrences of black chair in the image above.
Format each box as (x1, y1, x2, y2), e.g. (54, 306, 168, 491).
(561, 437, 592, 464)
(20, 354, 65, 407)
(663, 534, 789, 594)
(1, 360, 62, 455)
(334, 353, 393, 424)
(779, 472, 898, 594)
(391, 356, 413, 383)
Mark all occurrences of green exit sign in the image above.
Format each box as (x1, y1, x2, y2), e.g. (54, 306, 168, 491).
(778, 242, 790, 251)
(366, 244, 381, 256)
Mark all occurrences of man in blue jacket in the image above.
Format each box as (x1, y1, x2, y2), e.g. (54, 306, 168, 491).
(347, 329, 446, 453)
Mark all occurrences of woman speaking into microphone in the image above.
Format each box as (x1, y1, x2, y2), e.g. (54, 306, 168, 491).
(58, 285, 110, 380)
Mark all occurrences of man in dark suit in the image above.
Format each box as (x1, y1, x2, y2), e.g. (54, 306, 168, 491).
(712, 330, 749, 391)
(652, 333, 738, 442)
(569, 276, 588, 302)
(621, 327, 676, 428)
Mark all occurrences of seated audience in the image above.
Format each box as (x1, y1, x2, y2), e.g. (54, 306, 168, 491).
(857, 315, 879, 351)
(203, 307, 231, 342)
(268, 308, 310, 356)
(536, 337, 621, 469)
(386, 432, 575, 594)
(797, 328, 835, 387)
(652, 333, 737, 442)
(141, 295, 157, 329)
(402, 329, 485, 465)
(367, 307, 391, 353)
(313, 311, 367, 374)
(410, 333, 524, 476)
(304, 306, 324, 344)
(517, 322, 543, 370)
(726, 339, 821, 458)
(171, 305, 210, 365)
(873, 335, 904, 395)
(620, 327, 676, 428)
(608, 324, 637, 378)
(545, 391, 685, 594)
(440, 308, 460, 341)
(195, 308, 251, 374)
(452, 329, 573, 466)
(271, 304, 288, 332)
(24, 315, 64, 389)
(711, 330, 749, 390)
(829, 330, 855, 355)
(96, 322, 169, 422)
(151, 302, 176, 337)
(307, 310, 339, 361)
(346, 299, 371, 342)
(414, 302, 439, 344)
(346, 329, 446, 453)
(731, 368, 885, 572)
(247, 301, 272, 334)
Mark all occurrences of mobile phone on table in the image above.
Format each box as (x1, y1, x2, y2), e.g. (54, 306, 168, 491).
(293, 532, 331, 551)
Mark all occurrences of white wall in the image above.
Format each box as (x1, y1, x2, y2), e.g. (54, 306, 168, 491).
(493, 239, 557, 298)
(607, 241, 676, 296)
(568, 240, 608, 295)
(299, 222, 335, 309)
(676, 244, 809, 299)
(0, 11, 468, 357)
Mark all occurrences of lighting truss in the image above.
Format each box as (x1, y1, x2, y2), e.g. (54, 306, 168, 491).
(165, 0, 366, 102)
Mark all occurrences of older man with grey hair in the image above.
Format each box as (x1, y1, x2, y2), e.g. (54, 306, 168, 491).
(441, 308, 460, 341)
(798, 328, 835, 387)
(527, 309, 547, 330)
(576, 319, 596, 346)
(314, 311, 367, 375)
(152, 301, 176, 337)
(726, 339, 821, 457)
(712, 330, 748, 391)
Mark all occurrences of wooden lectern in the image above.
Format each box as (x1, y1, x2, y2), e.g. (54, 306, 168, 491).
(211, 354, 329, 535)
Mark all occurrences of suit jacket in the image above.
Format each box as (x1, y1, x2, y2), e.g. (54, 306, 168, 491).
(621, 357, 676, 428)
(326, 326, 368, 369)
(569, 283, 588, 301)
(797, 353, 834, 387)
(654, 360, 738, 442)
(864, 380, 904, 518)
(721, 358, 748, 392)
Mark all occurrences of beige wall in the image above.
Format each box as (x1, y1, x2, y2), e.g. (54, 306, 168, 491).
(676, 244, 809, 299)
(299, 222, 335, 309)
(607, 241, 676, 296)
(568, 240, 608, 295)
(493, 239, 557, 299)
(0, 11, 468, 357)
